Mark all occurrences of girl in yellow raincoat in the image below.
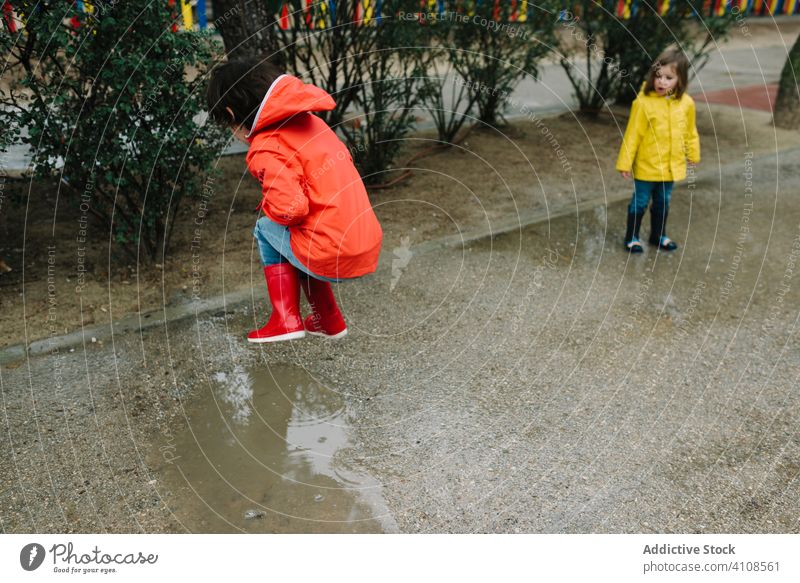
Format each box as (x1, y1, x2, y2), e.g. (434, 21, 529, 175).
(616, 47, 701, 253)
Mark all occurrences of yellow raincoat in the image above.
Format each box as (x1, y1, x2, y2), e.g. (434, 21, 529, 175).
(616, 88, 701, 182)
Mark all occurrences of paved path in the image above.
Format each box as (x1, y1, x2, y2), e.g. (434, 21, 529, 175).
(304, 146, 800, 533)
(696, 84, 779, 112)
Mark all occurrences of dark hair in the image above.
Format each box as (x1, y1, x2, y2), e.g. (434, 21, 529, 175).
(206, 58, 283, 129)
(643, 46, 690, 99)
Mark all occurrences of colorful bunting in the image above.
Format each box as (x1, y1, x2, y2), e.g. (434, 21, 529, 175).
(181, 0, 193, 29)
(2, 1, 17, 33)
(197, 0, 207, 28)
(280, 3, 289, 29)
(3, 0, 796, 36)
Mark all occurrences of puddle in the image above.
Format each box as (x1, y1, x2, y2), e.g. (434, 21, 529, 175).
(151, 363, 396, 533)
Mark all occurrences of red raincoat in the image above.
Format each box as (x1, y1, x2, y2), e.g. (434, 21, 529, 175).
(245, 75, 383, 279)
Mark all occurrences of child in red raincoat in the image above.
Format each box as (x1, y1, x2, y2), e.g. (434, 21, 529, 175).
(207, 59, 383, 343)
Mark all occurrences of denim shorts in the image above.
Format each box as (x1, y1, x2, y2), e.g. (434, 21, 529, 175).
(252, 216, 341, 283)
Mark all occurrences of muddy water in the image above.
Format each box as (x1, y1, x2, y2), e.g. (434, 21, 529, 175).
(151, 364, 395, 533)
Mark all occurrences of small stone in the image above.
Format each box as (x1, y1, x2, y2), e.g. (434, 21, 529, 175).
(244, 509, 265, 520)
(314, 494, 324, 502)
(91, 337, 97, 343)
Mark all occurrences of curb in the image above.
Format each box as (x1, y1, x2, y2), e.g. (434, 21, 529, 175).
(0, 289, 253, 367)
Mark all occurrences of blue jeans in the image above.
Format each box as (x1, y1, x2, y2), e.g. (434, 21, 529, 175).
(629, 179, 673, 215)
(253, 216, 341, 283)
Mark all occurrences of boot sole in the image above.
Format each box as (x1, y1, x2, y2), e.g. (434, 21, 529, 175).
(649, 241, 678, 251)
(247, 330, 306, 343)
(307, 328, 348, 340)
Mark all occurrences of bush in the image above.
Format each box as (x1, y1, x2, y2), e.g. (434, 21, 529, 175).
(273, 0, 427, 184)
(227, 2, 558, 180)
(559, 1, 733, 114)
(271, 0, 377, 130)
(612, 3, 733, 105)
(558, 1, 628, 115)
(346, 0, 563, 181)
(448, 1, 557, 127)
(0, 1, 228, 261)
(339, 7, 427, 183)
(415, 16, 478, 144)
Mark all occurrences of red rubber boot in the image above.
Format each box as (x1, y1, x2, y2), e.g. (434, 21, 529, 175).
(300, 276, 348, 339)
(247, 263, 306, 343)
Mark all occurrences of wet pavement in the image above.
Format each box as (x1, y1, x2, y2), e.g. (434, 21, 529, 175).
(0, 318, 399, 533)
(150, 363, 395, 533)
(2, 146, 800, 533)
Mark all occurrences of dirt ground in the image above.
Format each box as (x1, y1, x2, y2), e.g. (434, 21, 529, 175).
(2, 103, 799, 349)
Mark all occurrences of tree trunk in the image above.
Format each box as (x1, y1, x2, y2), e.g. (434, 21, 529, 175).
(773, 33, 800, 130)
(210, 0, 284, 66)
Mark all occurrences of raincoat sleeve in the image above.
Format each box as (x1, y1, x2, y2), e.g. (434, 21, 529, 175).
(253, 148, 310, 226)
(616, 99, 646, 173)
(685, 99, 701, 164)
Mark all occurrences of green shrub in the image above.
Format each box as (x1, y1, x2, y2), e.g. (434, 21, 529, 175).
(273, 0, 427, 184)
(415, 16, 478, 144)
(271, 0, 377, 131)
(448, 1, 557, 127)
(340, 7, 427, 183)
(559, 1, 733, 114)
(0, 1, 228, 261)
(226, 2, 558, 180)
(612, 3, 733, 105)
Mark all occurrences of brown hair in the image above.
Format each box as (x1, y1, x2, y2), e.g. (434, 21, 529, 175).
(643, 46, 690, 99)
(206, 58, 283, 129)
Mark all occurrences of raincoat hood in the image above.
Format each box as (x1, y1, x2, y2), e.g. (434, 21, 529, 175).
(244, 76, 382, 279)
(246, 74, 336, 139)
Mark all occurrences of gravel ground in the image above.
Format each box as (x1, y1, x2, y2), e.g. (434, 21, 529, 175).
(338, 154, 800, 534)
(3, 145, 799, 533)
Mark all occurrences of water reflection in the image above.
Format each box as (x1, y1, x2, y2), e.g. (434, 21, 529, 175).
(152, 364, 395, 533)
